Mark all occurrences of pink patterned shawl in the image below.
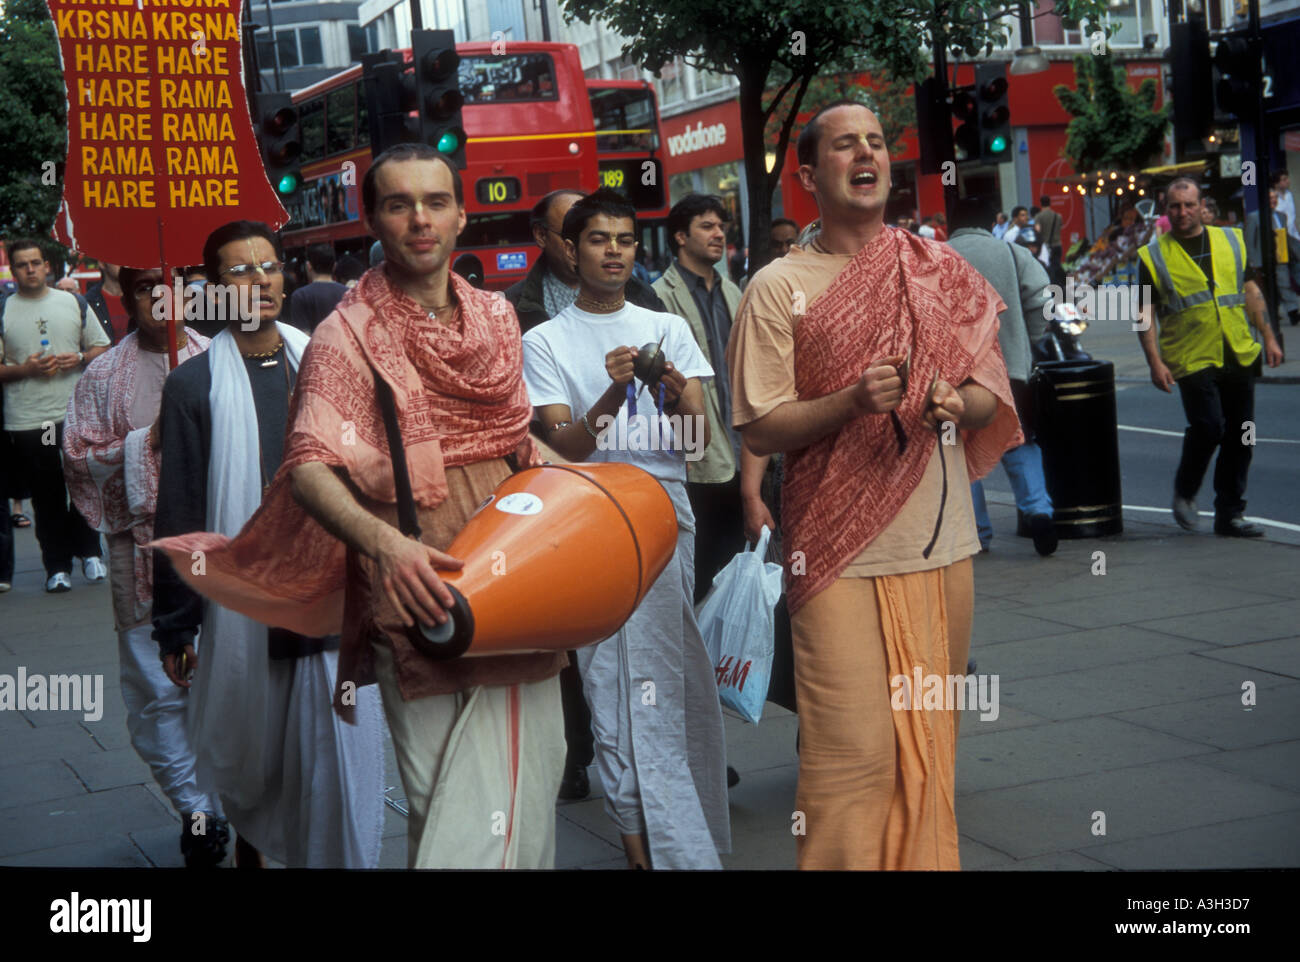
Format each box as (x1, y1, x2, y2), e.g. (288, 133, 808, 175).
(151, 267, 541, 640)
(62, 330, 210, 623)
(783, 227, 1022, 614)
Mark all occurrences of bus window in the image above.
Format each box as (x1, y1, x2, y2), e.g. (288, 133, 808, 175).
(590, 87, 659, 152)
(300, 98, 326, 162)
(326, 86, 355, 154)
(459, 211, 534, 248)
(355, 83, 369, 146)
(459, 54, 557, 103)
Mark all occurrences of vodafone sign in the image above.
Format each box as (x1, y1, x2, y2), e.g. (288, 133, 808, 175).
(662, 99, 743, 172)
(668, 121, 728, 157)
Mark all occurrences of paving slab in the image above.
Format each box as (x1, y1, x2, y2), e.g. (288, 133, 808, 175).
(0, 833, 152, 867)
(128, 824, 190, 869)
(554, 813, 623, 869)
(956, 716, 1215, 795)
(1194, 638, 1300, 680)
(1113, 682, 1300, 750)
(1080, 811, 1300, 870)
(1000, 653, 1295, 721)
(1016, 587, 1288, 631)
(4, 721, 105, 761)
(0, 785, 174, 859)
(1133, 601, 1300, 647)
(956, 759, 1300, 862)
(970, 624, 1211, 679)
(64, 747, 155, 794)
(0, 759, 88, 808)
(1185, 740, 1300, 794)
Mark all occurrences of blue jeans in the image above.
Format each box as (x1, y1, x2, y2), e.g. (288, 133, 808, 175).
(970, 442, 1053, 547)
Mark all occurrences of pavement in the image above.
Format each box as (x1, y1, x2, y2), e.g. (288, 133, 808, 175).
(1, 327, 1298, 870)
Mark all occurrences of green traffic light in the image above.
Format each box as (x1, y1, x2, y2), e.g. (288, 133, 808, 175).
(989, 135, 1008, 154)
(436, 130, 460, 154)
(277, 172, 299, 195)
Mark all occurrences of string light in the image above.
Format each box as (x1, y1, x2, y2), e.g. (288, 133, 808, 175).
(1062, 185, 1070, 193)
(1097, 178, 1104, 186)
(1110, 171, 1118, 180)
(1138, 189, 1145, 196)
(1117, 187, 1124, 195)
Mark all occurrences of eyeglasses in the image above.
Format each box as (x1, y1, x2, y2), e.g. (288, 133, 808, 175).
(221, 260, 284, 279)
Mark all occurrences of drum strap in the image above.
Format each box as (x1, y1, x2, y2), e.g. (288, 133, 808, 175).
(369, 361, 423, 541)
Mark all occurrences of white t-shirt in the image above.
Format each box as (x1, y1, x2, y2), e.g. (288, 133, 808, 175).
(521, 301, 712, 485)
(1, 288, 110, 431)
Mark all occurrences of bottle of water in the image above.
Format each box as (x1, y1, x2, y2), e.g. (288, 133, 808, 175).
(40, 337, 51, 357)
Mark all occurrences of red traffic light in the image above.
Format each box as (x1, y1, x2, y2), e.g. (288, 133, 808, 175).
(979, 76, 1008, 101)
(422, 47, 460, 81)
(263, 106, 297, 137)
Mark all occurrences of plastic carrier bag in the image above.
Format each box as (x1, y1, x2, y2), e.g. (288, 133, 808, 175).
(695, 526, 784, 724)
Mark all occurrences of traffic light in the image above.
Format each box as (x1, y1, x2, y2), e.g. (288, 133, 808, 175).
(950, 83, 980, 163)
(253, 92, 302, 198)
(975, 63, 1011, 164)
(1171, 17, 1214, 159)
(362, 51, 419, 154)
(412, 28, 466, 169)
(1214, 32, 1260, 120)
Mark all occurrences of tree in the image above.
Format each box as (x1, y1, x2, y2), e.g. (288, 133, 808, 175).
(0, 0, 68, 249)
(561, 0, 1113, 275)
(763, 68, 915, 160)
(1054, 51, 1169, 175)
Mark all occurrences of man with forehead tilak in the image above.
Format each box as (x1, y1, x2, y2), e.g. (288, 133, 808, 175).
(153, 147, 568, 869)
(727, 102, 1022, 870)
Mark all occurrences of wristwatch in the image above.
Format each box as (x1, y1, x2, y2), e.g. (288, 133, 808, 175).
(77, 351, 85, 366)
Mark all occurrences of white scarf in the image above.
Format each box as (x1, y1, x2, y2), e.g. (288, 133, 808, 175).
(189, 323, 309, 811)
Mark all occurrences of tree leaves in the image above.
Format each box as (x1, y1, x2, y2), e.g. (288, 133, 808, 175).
(1052, 52, 1169, 175)
(0, 0, 68, 241)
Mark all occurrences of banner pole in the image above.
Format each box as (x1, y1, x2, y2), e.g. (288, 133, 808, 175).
(158, 217, 179, 368)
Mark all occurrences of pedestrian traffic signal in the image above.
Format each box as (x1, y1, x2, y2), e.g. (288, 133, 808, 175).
(253, 92, 302, 198)
(914, 76, 954, 175)
(950, 84, 980, 163)
(1171, 17, 1214, 159)
(1214, 32, 1260, 120)
(975, 63, 1012, 164)
(412, 29, 467, 169)
(362, 50, 419, 155)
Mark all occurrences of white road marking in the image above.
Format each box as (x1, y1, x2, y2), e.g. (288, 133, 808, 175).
(1118, 424, 1300, 444)
(1121, 505, 1300, 533)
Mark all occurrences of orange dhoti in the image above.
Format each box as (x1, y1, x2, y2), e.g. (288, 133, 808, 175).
(789, 558, 972, 870)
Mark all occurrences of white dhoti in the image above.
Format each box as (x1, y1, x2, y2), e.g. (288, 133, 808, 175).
(190, 624, 387, 868)
(577, 517, 731, 870)
(373, 643, 565, 869)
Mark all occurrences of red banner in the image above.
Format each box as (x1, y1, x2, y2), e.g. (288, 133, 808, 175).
(46, 0, 287, 268)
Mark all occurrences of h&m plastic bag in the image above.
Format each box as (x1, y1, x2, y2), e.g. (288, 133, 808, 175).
(695, 526, 784, 724)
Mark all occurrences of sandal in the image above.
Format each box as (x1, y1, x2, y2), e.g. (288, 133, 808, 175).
(10, 514, 30, 528)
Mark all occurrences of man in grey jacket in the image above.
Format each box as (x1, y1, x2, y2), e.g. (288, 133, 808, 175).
(948, 196, 1057, 556)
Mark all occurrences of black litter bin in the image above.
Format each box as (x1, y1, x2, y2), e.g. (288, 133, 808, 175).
(1029, 359, 1123, 538)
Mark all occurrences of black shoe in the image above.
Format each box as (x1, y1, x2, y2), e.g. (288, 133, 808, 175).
(558, 762, 590, 801)
(1029, 514, 1058, 556)
(727, 766, 740, 789)
(180, 813, 229, 868)
(1214, 516, 1264, 538)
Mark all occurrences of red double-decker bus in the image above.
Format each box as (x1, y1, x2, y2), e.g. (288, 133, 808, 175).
(586, 79, 670, 272)
(281, 42, 598, 290)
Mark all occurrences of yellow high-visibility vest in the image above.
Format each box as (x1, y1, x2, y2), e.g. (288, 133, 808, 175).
(1137, 226, 1260, 380)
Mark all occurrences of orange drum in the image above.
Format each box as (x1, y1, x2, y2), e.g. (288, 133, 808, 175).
(410, 462, 678, 659)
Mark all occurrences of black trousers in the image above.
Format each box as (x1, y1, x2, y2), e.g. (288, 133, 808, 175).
(560, 650, 593, 769)
(6, 422, 101, 577)
(1174, 351, 1258, 521)
(687, 476, 747, 606)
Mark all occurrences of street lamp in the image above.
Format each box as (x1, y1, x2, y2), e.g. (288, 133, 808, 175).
(1010, 1, 1049, 75)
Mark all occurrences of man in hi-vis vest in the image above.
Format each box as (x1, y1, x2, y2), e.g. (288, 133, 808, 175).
(1136, 177, 1284, 538)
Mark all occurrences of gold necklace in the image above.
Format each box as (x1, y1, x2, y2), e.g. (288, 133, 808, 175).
(575, 292, 625, 313)
(241, 338, 284, 367)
